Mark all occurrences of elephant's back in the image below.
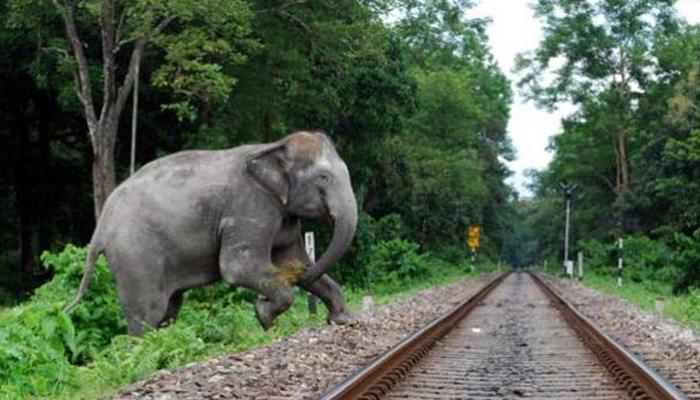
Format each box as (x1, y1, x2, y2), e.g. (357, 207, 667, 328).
(98, 147, 251, 255)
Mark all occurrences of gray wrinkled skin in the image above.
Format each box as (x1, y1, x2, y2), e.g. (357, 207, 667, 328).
(66, 131, 358, 336)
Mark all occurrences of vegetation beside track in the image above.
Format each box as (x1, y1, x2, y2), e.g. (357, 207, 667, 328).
(0, 243, 494, 400)
(576, 273, 700, 333)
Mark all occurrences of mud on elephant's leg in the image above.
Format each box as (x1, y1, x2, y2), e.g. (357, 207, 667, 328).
(220, 245, 295, 330)
(273, 241, 354, 325)
(300, 274, 355, 325)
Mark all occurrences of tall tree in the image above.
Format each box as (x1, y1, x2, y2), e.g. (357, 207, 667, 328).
(517, 0, 680, 220)
(7, 0, 253, 218)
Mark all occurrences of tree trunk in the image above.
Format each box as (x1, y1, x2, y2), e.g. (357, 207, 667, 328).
(90, 122, 118, 219)
(15, 127, 33, 293)
(617, 130, 629, 195)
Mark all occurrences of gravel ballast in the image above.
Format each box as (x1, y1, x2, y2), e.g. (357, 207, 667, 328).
(543, 275, 700, 399)
(117, 273, 499, 400)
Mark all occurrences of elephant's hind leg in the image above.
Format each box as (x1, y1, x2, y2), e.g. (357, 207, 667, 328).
(163, 290, 184, 324)
(112, 254, 175, 336)
(121, 292, 172, 336)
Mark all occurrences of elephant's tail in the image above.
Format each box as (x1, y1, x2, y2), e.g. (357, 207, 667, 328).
(64, 237, 103, 313)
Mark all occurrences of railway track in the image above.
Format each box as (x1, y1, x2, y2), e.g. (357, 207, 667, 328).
(320, 272, 690, 400)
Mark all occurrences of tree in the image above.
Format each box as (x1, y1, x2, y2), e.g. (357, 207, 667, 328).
(7, 0, 253, 218)
(517, 0, 680, 217)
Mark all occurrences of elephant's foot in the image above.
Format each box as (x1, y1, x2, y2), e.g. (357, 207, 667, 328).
(327, 310, 357, 326)
(255, 300, 274, 330)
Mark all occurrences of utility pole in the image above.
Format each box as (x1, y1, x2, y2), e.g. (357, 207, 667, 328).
(129, 63, 140, 176)
(560, 182, 577, 276)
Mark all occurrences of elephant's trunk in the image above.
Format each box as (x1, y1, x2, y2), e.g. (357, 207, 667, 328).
(303, 176, 357, 284)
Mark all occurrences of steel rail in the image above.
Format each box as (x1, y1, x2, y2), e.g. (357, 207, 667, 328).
(318, 272, 509, 400)
(530, 272, 689, 400)
(320, 271, 690, 400)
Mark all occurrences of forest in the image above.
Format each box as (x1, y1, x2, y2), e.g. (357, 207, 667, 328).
(508, 0, 700, 297)
(0, 0, 512, 299)
(0, 0, 699, 398)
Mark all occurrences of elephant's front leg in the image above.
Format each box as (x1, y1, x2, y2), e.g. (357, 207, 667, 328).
(273, 243, 353, 325)
(219, 237, 295, 330)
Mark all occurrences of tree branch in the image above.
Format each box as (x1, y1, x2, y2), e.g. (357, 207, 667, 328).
(41, 46, 70, 58)
(52, 0, 98, 141)
(114, 16, 176, 117)
(114, 7, 127, 53)
(254, 0, 309, 13)
(99, 0, 117, 124)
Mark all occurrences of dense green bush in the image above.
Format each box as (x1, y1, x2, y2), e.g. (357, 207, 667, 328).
(0, 245, 308, 398)
(0, 240, 482, 399)
(670, 230, 700, 292)
(333, 212, 413, 288)
(578, 239, 616, 275)
(368, 239, 429, 285)
(623, 236, 675, 285)
(39, 245, 127, 358)
(577, 231, 700, 293)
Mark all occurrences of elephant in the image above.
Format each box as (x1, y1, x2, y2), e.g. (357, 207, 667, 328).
(65, 130, 358, 336)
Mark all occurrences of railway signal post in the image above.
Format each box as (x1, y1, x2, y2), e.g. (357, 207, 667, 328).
(560, 182, 577, 275)
(466, 225, 480, 269)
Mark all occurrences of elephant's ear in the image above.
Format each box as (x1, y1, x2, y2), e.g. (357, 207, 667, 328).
(245, 142, 291, 205)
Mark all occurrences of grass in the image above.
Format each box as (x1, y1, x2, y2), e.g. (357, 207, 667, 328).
(573, 272, 700, 333)
(0, 243, 495, 400)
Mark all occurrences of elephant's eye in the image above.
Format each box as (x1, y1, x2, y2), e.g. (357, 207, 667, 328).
(317, 174, 331, 186)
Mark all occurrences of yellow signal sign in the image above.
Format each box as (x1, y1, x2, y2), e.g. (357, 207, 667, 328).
(466, 225, 480, 249)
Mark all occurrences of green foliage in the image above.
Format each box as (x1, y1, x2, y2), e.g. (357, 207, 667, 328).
(578, 235, 678, 288)
(378, 136, 489, 246)
(38, 245, 126, 358)
(670, 229, 700, 292)
(332, 212, 411, 288)
(514, 4, 700, 295)
(368, 239, 429, 285)
(0, 242, 485, 399)
(582, 272, 700, 333)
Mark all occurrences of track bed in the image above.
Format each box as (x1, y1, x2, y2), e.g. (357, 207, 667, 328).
(386, 273, 628, 399)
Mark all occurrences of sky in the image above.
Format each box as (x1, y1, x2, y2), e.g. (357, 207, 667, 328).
(467, 0, 700, 197)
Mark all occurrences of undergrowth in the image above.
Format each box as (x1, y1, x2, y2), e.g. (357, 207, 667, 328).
(572, 272, 700, 333)
(0, 244, 493, 399)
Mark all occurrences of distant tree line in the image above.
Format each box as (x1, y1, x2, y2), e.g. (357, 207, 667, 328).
(508, 0, 700, 291)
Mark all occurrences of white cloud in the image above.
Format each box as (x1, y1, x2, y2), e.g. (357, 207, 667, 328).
(676, 0, 700, 24)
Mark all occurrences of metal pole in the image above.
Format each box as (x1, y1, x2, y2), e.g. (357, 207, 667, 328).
(564, 197, 571, 267)
(129, 63, 140, 176)
(560, 183, 577, 275)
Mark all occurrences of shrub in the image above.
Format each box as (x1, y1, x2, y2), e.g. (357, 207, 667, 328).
(333, 212, 417, 289)
(367, 239, 429, 285)
(38, 245, 127, 358)
(578, 235, 679, 286)
(671, 230, 700, 293)
(374, 213, 409, 242)
(578, 239, 615, 275)
(623, 235, 674, 284)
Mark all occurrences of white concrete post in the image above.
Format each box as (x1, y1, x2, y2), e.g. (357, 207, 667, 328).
(577, 251, 584, 280)
(617, 238, 624, 287)
(564, 197, 571, 271)
(304, 232, 317, 314)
